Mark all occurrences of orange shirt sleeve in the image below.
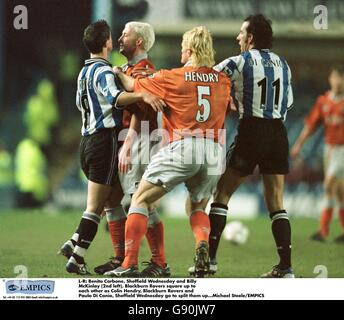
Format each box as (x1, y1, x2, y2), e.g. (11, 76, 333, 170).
(133, 70, 167, 99)
(305, 96, 323, 132)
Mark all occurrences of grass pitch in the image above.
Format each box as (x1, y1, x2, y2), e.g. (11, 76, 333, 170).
(0, 210, 343, 278)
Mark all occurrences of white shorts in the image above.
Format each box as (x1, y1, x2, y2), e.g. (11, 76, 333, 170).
(142, 138, 226, 202)
(324, 144, 344, 178)
(119, 136, 157, 195)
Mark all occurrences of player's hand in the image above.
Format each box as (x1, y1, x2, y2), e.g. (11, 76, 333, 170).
(113, 66, 123, 74)
(141, 92, 166, 112)
(132, 67, 157, 79)
(118, 143, 132, 173)
(291, 144, 301, 159)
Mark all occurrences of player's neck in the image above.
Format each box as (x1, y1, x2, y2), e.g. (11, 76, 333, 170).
(127, 50, 147, 65)
(128, 49, 146, 61)
(90, 51, 109, 61)
(330, 89, 344, 100)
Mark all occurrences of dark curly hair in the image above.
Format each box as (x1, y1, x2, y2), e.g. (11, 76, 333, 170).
(83, 20, 111, 54)
(244, 14, 273, 49)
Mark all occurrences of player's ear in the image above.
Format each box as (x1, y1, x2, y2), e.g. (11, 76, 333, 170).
(248, 33, 254, 46)
(136, 37, 144, 48)
(105, 38, 112, 49)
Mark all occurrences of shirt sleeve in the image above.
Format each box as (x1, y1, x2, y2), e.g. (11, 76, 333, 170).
(95, 67, 124, 106)
(214, 55, 244, 81)
(76, 73, 82, 112)
(133, 70, 167, 98)
(76, 90, 81, 111)
(304, 96, 323, 131)
(286, 63, 294, 110)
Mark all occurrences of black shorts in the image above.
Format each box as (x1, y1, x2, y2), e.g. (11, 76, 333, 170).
(227, 117, 289, 176)
(80, 128, 120, 186)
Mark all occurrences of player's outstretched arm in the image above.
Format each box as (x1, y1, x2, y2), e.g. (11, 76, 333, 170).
(291, 126, 313, 159)
(114, 68, 135, 91)
(116, 91, 165, 112)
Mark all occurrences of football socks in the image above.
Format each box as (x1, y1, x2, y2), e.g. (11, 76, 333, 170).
(72, 212, 100, 263)
(190, 211, 211, 248)
(122, 212, 148, 268)
(270, 210, 292, 270)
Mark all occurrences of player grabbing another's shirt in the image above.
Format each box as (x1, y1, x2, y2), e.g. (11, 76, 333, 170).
(59, 20, 165, 275)
(105, 26, 231, 278)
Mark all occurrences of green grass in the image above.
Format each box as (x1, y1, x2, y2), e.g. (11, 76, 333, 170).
(0, 210, 343, 278)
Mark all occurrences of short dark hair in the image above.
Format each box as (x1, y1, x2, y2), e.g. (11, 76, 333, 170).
(83, 20, 111, 54)
(244, 14, 273, 49)
(330, 65, 344, 75)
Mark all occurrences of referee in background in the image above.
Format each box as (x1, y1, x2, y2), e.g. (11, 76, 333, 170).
(64, 20, 165, 275)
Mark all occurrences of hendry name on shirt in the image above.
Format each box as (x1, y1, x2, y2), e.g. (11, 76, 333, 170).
(184, 72, 219, 83)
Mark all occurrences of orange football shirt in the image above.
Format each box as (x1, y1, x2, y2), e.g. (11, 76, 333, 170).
(134, 66, 231, 143)
(305, 91, 344, 145)
(122, 59, 158, 132)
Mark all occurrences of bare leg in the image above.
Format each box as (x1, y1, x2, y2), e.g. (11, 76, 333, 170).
(262, 174, 284, 213)
(214, 167, 245, 205)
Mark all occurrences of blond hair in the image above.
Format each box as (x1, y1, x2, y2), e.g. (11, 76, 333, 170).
(182, 26, 215, 68)
(126, 21, 155, 52)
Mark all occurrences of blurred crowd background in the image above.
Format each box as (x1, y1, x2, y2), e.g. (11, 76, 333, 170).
(0, 0, 343, 218)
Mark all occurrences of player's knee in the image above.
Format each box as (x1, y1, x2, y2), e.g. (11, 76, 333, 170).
(324, 175, 336, 193)
(336, 184, 344, 202)
(131, 192, 148, 208)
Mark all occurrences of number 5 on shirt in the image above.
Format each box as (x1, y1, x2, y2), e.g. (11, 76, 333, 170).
(196, 85, 211, 122)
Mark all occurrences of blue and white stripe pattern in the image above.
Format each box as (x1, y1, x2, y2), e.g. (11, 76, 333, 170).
(76, 58, 124, 136)
(214, 49, 293, 120)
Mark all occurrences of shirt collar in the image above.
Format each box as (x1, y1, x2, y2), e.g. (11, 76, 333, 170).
(250, 49, 270, 53)
(85, 57, 112, 67)
(128, 53, 148, 66)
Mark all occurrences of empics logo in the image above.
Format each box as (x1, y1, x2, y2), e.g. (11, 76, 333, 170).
(7, 284, 20, 292)
(6, 280, 55, 294)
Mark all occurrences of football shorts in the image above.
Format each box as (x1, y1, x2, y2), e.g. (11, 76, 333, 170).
(119, 136, 157, 195)
(227, 117, 290, 176)
(143, 138, 225, 202)
(79, 128, 120, 186)
(324, 144, 344, 178)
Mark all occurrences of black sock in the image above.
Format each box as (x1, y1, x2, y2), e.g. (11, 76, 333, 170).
(70, 226, 80, 247)
(209, 203, 228, 261)
(73, 212, 100, 264)
(270, 210, 292, 270)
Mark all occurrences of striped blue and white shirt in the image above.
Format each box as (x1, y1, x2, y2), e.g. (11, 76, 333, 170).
(76, 58, 124, 136)
(214, 49, 293, 120)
